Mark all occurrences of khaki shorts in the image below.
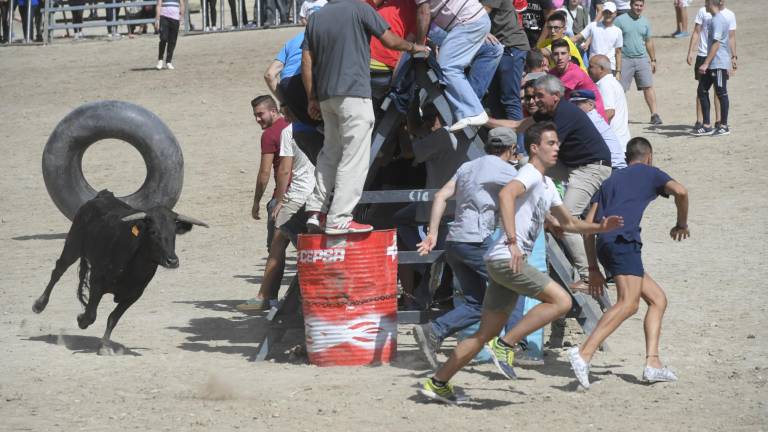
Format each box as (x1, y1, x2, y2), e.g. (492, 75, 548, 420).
(275, 198, 305, 228)
(482, 259, 552, 315)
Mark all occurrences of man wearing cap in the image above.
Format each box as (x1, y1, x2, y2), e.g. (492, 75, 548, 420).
(412, 127, 521, 369)
(548, 38, 609, 122)
(589, 54, 631, 151)
(570, 89, 627, 169)
(571, 2, 623, 74)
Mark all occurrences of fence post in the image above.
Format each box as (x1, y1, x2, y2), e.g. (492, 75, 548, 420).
(218, 0, 222, 30)
(201, 0, 207, 30)
(6, 0, 12, 43)
(292, 0, 296, 24)
(43, 0, 49, 43)
(255, 0, 259, 27)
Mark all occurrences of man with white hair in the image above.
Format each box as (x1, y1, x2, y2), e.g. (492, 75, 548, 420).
(589, 54, 631, 150)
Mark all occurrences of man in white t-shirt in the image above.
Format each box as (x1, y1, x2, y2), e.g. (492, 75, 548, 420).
(418, 121, 623, 404)
(237, 107, 316, 312)
(572, 1, 623, 72)
(686, 1, 736, 134)
(299, 0, 326, 25)
(589, 54, 631, 150)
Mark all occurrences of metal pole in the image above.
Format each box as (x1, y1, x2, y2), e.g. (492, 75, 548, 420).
(201, 0, 206, 30)
(255, 0, 259, 27)
(42, 0, 48, 43)
(235, 0, 240, 27)
(291, 0, 295, 24)
(25, 0, 31, 43)
(7, 0, 14, 43)
(217, 0, 222, 30)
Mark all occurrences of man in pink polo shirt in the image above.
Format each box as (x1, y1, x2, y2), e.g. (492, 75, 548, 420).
(548, 38, 609, 122)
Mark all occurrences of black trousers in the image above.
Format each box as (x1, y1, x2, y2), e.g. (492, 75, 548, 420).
(105, 0, 121, 33)
(0, 1, 10, 43)
(698, 68, 729, 126)
(259, 0, 288, 25)
(201, 0, 216, 27)
(227, 0, 247, 26)
(18, 2, 42, 41)
(158, 15, 179, 62)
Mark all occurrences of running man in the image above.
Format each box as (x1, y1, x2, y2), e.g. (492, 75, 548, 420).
(568, 136, 689, 388)
(418, 121, 623, 404)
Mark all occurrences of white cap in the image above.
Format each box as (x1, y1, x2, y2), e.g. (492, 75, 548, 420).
(603, 2, 617, 13)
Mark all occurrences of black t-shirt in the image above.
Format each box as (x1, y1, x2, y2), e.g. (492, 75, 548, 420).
(481, 0, 530, 50)
(303, 0, 390, 101)
(533, 99, 611, 167)
(521, 0, 553, 48)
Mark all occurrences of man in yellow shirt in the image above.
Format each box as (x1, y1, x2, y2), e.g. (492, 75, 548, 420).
(536, 11, 586, 71)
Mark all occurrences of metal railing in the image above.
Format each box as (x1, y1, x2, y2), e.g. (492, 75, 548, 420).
(0, 0, 302, 44)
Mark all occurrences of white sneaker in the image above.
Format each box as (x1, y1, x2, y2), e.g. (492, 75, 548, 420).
(643, 366, 678, 383)
(568, 347, 591, 388)
(156, 60, 164, 70)
(165, 62, 175, 70)
(448, 111, 488, 132)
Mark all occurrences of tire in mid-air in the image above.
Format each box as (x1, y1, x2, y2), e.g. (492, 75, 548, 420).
(42, 100, 184, 220)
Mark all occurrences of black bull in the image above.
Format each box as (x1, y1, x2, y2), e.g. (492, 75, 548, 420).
(32, 190, 208, 355)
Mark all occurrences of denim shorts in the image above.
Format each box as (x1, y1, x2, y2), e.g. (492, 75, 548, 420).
(597, 238, 644, 277)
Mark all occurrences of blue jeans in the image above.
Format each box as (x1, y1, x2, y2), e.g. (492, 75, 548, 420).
(468, 41, 503, 100)
(430, 15, 491, 120)
(431, 237, 492, 341)
(489, 47, 528, 121)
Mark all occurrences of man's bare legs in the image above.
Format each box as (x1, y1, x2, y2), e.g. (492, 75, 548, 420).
(257, 230, 290, 301)
(577, 273, 668, 369)
(639, 273, 667, 369)
(642, 87, 658, 117)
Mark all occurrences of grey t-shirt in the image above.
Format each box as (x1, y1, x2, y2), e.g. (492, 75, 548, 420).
(448, 155, 519, 242)
(303, 0, 390, 101)
(481, 0, 530, 50)
(707, 12, 731, 70)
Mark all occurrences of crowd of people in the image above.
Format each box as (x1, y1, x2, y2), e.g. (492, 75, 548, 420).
(228, 0, 727, 403)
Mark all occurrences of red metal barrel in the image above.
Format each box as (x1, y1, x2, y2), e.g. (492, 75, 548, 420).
(298, 229, 398, 366)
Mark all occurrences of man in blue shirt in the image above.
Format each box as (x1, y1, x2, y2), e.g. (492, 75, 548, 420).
(568, 137, 690, 388)
(696, 0, 732, 137)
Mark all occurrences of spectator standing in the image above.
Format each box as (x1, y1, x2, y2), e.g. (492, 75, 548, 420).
(521, 0, 553, 48)
(155, 0, 184, 69)
(672, 0, 689, 38)
(17, 0, 42, 42)
(250, 95, 289, 250)
(299, 0, 325, 24)
(259, 0, 288, 26)
(105, 0, 122, 38)
(548, 39, 608, 121)
(202, 0, 217, 30)
(70, 0, 86, 40)
(559, 0, 588, 37)
(413, 0, 493, 131)
(537, 11, 586, 70)
(569, 89, 626, 169)
(483, 0, 532, 122)
(686, 0, 735, 135)
(571, 1, 622, 72)
(369, 0, 417, 100)
(696, 0, 731, 136)
(589, 54, 631, 150)
(569, 137, 689, 388)
(0, 0, 8, 43)
(237, 107, 317, 311)
(301, 0, 427, 235)
(228, 0, 247, 27)
(614, 0, 661, 125)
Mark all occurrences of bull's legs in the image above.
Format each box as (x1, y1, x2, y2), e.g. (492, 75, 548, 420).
(33, 247, 80, 313)
(77, 287, 104, 330)
(98, 297, 138, 355)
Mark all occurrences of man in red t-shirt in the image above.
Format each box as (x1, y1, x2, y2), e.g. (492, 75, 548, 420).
(368, 0, 417, 99)
(251, 95, 290, 251)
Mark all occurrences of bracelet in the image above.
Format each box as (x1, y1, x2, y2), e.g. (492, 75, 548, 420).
(408, 42, 415, 53)
(504, 236, 517, 245)
(732, 55, 738, 60)
(651, 59, 656, 62)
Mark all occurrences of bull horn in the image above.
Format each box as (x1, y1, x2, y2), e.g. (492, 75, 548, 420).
(176, 214, 209, 228)
(121, 212, 147, 222)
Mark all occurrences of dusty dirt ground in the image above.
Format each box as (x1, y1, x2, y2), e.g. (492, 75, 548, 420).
(1, 0, 767, 430)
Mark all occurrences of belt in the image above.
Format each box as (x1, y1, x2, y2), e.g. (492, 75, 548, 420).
(589, 160, 612, 167)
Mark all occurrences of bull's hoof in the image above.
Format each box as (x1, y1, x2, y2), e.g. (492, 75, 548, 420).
(97, 344, 115, 356)
(32, 297, 49, 314)
(76, 313, 92, 329)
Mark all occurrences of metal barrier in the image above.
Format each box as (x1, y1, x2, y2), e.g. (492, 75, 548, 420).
(2, 0, 302, 45)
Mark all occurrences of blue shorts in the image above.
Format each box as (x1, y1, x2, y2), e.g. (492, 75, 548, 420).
(597, 238, 644, 277)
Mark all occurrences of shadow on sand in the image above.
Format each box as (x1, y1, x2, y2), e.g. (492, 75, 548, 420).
(25, 334, 143, 356)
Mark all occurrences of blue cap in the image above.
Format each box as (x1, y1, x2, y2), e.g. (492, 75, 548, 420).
(569, 89, 596, 102)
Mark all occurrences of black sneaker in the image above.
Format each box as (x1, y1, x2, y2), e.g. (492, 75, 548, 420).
(413, 323, 440, 370)
(711, 125, 730, 136)
(690, 125, 714, 136)
(650, 113, 663, 125)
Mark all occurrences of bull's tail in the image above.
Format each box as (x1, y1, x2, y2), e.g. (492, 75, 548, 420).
(76, 259, 91, 307)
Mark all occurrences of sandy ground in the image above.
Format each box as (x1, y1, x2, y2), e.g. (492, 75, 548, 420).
(1, 0, 767, 430)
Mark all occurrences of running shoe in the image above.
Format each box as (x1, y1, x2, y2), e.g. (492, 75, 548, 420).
(650, 113, 663, 125)
(568, 346, 591, 388)
(156, 60, 164, 70)
(711, 125, 730, 136)
(690, 125, 714, 136)
(672, 31, 690, 38)
(487, 337, 517, 379)
(166, 63, 175, 70)
(413, 323, 441, 370)
(305, 212, 326, 234)
(642, 366, 678, 383)
(325, 220, 373, 235)
(418, 379, 464, 405)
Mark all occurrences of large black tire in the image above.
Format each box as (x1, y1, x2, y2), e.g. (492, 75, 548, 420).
(42, 100, 184, 220)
